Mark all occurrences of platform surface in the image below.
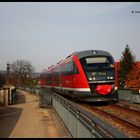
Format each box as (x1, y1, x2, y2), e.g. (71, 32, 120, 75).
(0, 90, 71, 138)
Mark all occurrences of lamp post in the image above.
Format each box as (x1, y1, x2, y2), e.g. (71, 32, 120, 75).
(6, 61, 10, 86)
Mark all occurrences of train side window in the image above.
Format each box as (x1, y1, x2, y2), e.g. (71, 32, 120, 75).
(45, 73, 47, 83)
(73, 61, 79, 74)
(61, 60, 79, 76)
(61, 64, 66, 76)
(53, 67, 59, 84)
(66, 61, 73, 72)
(46, 72, 51, 84)
(40, 73, 44, 80)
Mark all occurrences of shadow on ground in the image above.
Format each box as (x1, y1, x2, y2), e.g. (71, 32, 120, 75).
(0, 106, 23, 138)
(0, 91, 26, 138)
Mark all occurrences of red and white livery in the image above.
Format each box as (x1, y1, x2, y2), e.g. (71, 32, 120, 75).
(39, 50, 118, 102)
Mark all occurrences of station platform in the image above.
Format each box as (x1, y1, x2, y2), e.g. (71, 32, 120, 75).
(0, 90, 71, 138)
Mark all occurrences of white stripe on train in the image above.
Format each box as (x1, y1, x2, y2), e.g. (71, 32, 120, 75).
(41, 85, 91, 92)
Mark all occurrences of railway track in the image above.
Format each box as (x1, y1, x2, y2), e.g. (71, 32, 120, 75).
(93, 104, 140, 128)
(78, 102, 140, 138)
(117, 101, 140, 112)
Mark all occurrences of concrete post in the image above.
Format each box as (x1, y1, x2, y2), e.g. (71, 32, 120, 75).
(3, 88, 10, 106)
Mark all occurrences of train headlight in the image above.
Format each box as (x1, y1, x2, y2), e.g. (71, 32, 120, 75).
(107, 76, 114, 79)
(110, 64, 115, 68)
(92, 51, 97, 54)
(89, 77, 92, 80)
(115, 86, 118, 90)
(93, 77, 96, 80)
(110, 76, 113, 79)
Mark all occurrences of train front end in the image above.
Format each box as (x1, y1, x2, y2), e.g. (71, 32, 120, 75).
(77, 50, 118, 102)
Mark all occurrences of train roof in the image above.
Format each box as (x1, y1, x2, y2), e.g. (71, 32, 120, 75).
(75, 50, 113, 59)
(42, 50, 114, 72)
(55, 50, 114, 67)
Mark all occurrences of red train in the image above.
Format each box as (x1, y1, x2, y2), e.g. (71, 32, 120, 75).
(39, 50, 118, 102)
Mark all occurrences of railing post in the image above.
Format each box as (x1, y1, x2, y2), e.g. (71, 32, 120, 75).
(3, 88, 9, 106)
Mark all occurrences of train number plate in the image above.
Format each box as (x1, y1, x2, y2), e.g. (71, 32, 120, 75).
(92, 72, 106, 76)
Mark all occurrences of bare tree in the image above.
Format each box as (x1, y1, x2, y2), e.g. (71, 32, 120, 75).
(10, 60, 34, 87)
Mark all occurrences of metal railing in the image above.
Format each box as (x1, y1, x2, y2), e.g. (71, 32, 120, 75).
(118, 89, 140, 104)
(19, 87, 140, 138)
(51, 92, 128, 138)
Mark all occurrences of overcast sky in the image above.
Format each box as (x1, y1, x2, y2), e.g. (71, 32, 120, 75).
(0, 2, 140, 72)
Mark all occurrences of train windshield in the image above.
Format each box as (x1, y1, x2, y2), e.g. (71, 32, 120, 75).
(80, 56, 114, 70)
(80, 56, 115, 81)
(86, 57, 110, 65)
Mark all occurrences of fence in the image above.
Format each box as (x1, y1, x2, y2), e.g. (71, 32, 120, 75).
(118, 89, 140, 104)
(38, 89, 52, 108)
(38, 89, 127, 138)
